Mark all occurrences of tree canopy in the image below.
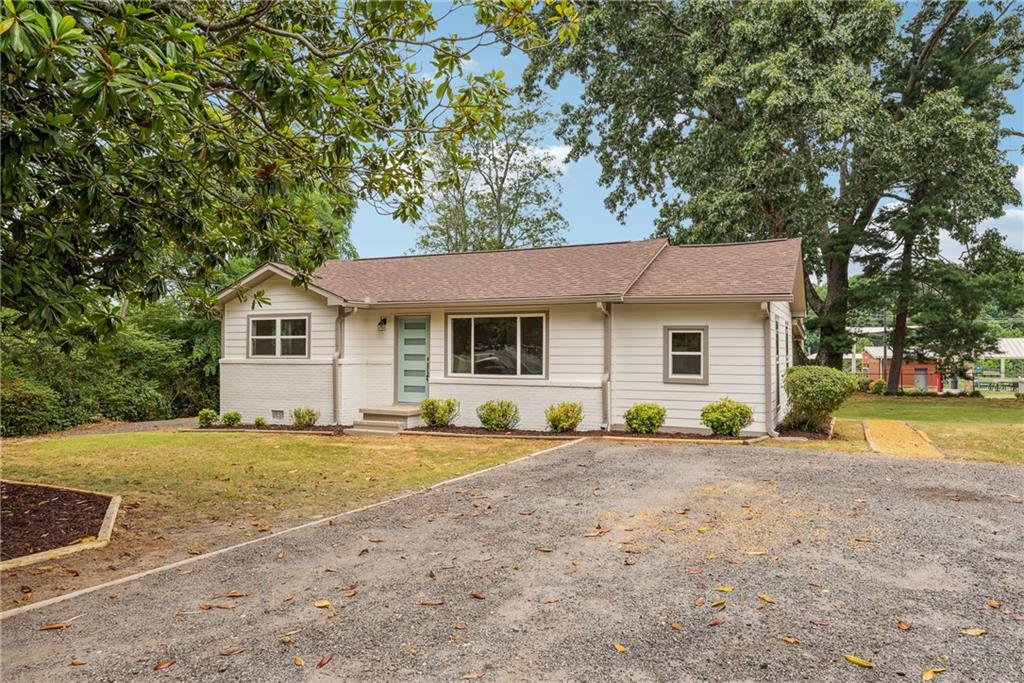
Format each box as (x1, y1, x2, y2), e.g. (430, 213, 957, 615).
(522, 0, 1023, 368)
(413, 98, 568, 253)
(1, 0, 579, 336)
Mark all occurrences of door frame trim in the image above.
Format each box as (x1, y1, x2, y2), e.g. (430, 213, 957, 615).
(394, 314, 431, 404)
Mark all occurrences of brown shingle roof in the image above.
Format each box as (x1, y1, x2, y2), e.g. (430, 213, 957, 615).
(625, 239, 802, 299)
(241, 237, 802, 305)
(310, 239, 667, 304)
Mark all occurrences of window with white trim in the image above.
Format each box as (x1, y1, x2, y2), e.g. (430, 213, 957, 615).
(448, 314, 544, 376)
(665, 327, 707, 383)
(250, 317, 308, 357)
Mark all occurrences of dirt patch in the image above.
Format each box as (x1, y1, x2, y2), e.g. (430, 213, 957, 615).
(0, 482, 110, 561)
(909, 485, 1005, 505)
(775, 427, 829, 440)
(204, 424, 346, 434)
(407, 425, 745, 441)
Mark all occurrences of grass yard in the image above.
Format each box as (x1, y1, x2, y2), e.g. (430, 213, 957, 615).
(0, 432, 562, 534)
(834, 394, 1023, 464)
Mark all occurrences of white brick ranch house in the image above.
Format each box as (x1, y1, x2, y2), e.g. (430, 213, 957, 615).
(216, 238, 805, 435)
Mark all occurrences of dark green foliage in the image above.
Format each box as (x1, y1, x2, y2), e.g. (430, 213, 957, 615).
(785, 366, 857, 432)
(197, 409, 219, 429)
(221, 411, 242, 427)
(0, 377, 63, 436)
(870, 379, 886, 394)
(421, 398, 460, 428)
(292, 407, 319, 428)
(544, 402, 584, 432)
(856, 377, 873, 392)
(623, 403, 667, 434)
(699, 398, 753, 437)
(476, 400, 521, 431)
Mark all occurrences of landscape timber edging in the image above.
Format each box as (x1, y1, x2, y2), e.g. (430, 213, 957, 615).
(0, 479, 121, 572)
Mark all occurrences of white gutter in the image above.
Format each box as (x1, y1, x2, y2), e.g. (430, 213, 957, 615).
(761, 302, 779, 437)
(333, 306, 358, 424)
(598, 302, 612, 430)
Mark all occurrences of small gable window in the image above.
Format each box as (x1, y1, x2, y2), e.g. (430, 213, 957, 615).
(664, 326, 708, 384)
(250, 317, 308, 357)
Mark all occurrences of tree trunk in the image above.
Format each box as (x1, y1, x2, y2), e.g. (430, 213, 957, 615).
(816, 256, 852, 368)
(886, 233, 915, 392)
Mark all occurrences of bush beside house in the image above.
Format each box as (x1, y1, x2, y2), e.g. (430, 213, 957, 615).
(623, 402, 667, 434)
(700, 398, 754, 437)
(421, 398, 459, 428)
(784, 366, 857, 432)
(477, 400, 520, 431)
(545, 402, 584, 432)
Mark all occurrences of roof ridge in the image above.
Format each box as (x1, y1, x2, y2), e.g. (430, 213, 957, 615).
(621, 238, 670, 299)
(667, 237, 799, 248)
(334, 238, 665, 264)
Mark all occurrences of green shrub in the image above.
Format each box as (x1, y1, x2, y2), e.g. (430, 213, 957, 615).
(197, 408, 219, 428)
(95, 378, 170, 422)
(856, 377, 872, 392)
(420, 397, 459, 428)
(545, 402, 584, 433)
(292, 407, 319, 428)
(221, 411, 242, 427)
(623, 402, 667, 434)
(902, 388, 920, 396)
(700, 397, 753, 437)
(476, 400, 520, 431)
(869, 379, 886, 394)
(253, 416, 268, 427)
(784, 366, 857, 432)
(0, 378, 63, 436)
(965, 389, 984, 398)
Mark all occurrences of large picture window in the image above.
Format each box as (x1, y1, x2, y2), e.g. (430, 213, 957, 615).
(663, 326, 708, 384)
(449, 314, 545, 377)
(249, 317, 308, 357)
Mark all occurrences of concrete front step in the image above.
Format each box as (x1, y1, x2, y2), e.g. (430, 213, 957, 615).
(352, 419, 403, 433)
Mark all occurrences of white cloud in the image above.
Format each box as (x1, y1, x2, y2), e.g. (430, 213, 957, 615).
(529, 144, 572, 172)
(938, 208, 1024, 261)
(1015, 164, 1024, 192)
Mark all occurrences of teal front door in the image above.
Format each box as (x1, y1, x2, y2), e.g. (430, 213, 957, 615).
(396, 316, 430, 403)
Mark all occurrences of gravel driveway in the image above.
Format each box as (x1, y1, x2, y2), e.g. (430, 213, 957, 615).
(2, 441, 1022, 682)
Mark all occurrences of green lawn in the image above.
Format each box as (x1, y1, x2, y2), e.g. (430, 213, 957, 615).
(0, 432, 562, 532)
(835, 394, 1024, 464)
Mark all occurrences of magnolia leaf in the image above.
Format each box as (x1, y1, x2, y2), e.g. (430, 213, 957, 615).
(153, 659, 175, 671)
(470, 592, 486, 600)
(419, 599, 445, 606)
(710, 599, 726, 608)
(463, 673, 485, 680)
(612, 643, 627, 653)
(985, 599, 1001, 609)
(922, 668, 945, 681)
(294, 656, 305, 667)
(345, 590, 358, 598)
(715, 586, 734, 593)
(843, 654, 875, 668)
(219, 646, 247, 656)
(693, 597, 705, 607)
(709, 617, 726, 627)
(534, 546, 553, 553)
(780, 636, 799, 644)
(671, 622, 685, 631)
(316, 653, 333, 669)
(960, 628, 986, 636)
(314, 600, 331, 609)
(897, 620, 911, 631)
(758, 594, 775, 604)
(69, 659, 86, 667)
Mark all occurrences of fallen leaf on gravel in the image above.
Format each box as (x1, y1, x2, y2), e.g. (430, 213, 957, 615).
(325, 567, 338, 573)
(69, 659, 86, 667)
(316, 653, 333, 669)
(38, 622, 71, 631)
(624, 557, 636, 566)
(780, 636, 799, 645)
(693, 597, 705, 608)
(922, 668, 945, 681)
(710, 599, 726, 609)
(454, 623, 466, 630)
(153, 659, 175, 671)
(758, 594, 775, 604)
(727, 559, 745, 565)
(675, 508, 690, 515)
(219, 646, 247, 656)
(986, 599, 1001, 609)
(1011, 615, 1024, 622)
(283, 594, 294, 603)
(671, 622, 685, 632)
(612, 643, 627, 653)
(960, 628, 986, 636)
(709, 617, 726, 627)
(276, 550, 285, 560)
(518, 510, 535, 516)
(214, 591, 249, 598)
(687, 568, 702, 575)
(294, 656, 305, 667)
(853, 537, 872, 543)
(199, 604, 212, 610)
(470, 592, 486, 600)
(314, 600, 332, 609)
(808, 582, 823, 588)
(534, 546, 553, 553)
(542, 597, 560, 604)
(583, 527, 608, 538)
(897, 620, 911, 631)
(715, 586, 734, 593)
(280, 636, 294, 644)
(697, 527, 708, 534)
(809, 619, 830, 626)
(463, 673, 485, 680)
(213, 604, 234, 610)
(843, 654, 875, 668)
(358, 548, 369, 556)
(345, 590, 358, 598)
(419, 599, 445, 606)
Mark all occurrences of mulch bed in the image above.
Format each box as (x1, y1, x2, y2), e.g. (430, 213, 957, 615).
(205, 424, 346, 435)
(1, 481, 110, 561)
(775, 428, 829, 440)
(406, 425, 746, 441)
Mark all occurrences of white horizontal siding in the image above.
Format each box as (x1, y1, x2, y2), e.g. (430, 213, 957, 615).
(770, 301, 793, 424)
(222, 276, 337, 359)
(610, 303, 769, 433)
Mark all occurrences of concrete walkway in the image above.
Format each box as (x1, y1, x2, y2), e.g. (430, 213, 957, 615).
(862, 419, 944, 458)
(2, 441, 1021, 682)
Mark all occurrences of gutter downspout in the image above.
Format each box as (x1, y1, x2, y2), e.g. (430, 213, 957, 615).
(333, 306, 357, 425)
(599, 302, 611, 430)
(761, 302, 779, 437)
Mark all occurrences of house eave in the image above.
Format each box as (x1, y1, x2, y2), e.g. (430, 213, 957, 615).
(215, 263, 347, 306)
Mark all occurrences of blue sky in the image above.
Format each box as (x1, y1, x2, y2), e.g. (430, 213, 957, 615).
(350, 5, 1024, 260)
